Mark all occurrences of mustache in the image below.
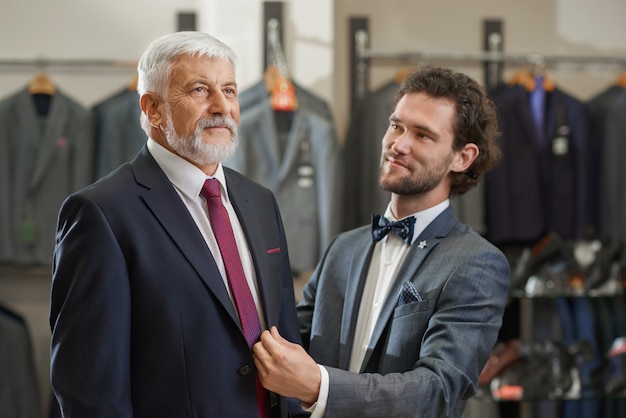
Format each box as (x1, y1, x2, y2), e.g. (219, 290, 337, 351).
(196, 116, 237, 133)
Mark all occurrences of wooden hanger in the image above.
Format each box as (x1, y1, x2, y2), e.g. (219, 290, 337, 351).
(264, 65, 298, 111)
(127, 73, 138, 91)
(508, 69, 554, 92)
(394, 67, 412, 84)
(270, 73, 298, 111)
(28, 72, 56, 95)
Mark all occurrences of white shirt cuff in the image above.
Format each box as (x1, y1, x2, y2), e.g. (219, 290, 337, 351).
(303, 364, 329, 418)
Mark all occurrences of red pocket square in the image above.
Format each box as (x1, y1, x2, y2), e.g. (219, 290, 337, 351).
(266, 247, 281, 254)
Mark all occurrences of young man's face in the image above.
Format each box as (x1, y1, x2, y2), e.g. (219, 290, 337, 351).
(378, 92, 457, 197)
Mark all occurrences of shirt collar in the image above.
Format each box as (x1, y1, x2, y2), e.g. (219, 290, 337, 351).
(384, 199, 449, 244)
(147, 137, 229, 203)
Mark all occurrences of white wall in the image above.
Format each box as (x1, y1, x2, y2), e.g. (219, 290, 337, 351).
(197, 0, 334, 101)
(0, 0, 334, 108)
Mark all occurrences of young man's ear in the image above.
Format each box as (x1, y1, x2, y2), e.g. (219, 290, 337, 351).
(451, 143, 479, 173)
(140, 92, 165, 129)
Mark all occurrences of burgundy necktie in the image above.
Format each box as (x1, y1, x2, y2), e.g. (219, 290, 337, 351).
(201, 178, 271, 418)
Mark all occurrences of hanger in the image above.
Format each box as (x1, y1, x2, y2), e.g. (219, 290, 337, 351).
(616, 72, 626, 87)
(394, 67, 412, 84)
(269, 72, 298, 112)
(28, 72, 56, 95)
(127, 73, 138, 91)
(508, 69, 554, 92)
(266, 18, 298, 112)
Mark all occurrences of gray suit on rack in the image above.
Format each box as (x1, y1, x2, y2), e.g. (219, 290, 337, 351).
(298, 206, 510, 417)
(226, 89, 343, 274)
(92, 88, 146, 179)
(0, 87, 93, 265)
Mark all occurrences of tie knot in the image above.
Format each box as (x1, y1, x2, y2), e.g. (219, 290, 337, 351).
(201, 178, 221, 199)
(371, 214, 416, 244)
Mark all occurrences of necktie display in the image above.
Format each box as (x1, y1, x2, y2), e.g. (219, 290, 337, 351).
(201, 178, 271, 418)
(371, 213, 416, 244)
(529, 75, 546, 146)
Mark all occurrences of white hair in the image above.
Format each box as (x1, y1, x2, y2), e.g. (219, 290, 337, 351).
(137, 31, 238, 135)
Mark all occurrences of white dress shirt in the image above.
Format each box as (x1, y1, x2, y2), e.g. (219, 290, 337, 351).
(147, 138, 266, 328)
(309, 199, 450, 417)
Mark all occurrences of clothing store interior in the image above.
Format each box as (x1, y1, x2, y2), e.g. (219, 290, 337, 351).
(2, 0, 626, 417)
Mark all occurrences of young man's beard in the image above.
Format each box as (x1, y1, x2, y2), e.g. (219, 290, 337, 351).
(378, 150, 453, 196)
(165, 110, 239, 166)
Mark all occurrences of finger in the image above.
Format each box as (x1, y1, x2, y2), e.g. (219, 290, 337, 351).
(270, 326, 284, 342)
(260, 328, 282, 355)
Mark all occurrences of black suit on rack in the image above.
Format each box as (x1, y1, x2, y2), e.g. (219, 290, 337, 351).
(587, 85, 626, 242)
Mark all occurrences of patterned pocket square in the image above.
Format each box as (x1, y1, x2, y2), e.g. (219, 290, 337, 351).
(397, 281, 422, 306)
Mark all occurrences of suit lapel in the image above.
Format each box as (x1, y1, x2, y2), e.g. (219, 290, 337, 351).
(29, 91, 71, 191)
(224, 169, 281, 328)
(131, 149, 240, 326)
(13, 89, 47, 192)
(275, 109, 307, 186)
(256, 103, 281, 183)
(339, 235, 374, 369)
(361, 207, 458, 371)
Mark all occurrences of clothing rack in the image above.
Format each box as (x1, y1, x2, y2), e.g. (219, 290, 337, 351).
(348, 17, 626, 111)
(0, 57, 137, 72)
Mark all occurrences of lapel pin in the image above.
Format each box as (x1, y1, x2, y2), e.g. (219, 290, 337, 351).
(417, 240, 427, 249)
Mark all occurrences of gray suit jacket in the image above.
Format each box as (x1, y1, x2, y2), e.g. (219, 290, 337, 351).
(226, 91, 343, 273)
(298, 207, 510, 417)
(0, 305, 41, 418)
(92, 88, 146, 179)
(0, 87, 93, 265)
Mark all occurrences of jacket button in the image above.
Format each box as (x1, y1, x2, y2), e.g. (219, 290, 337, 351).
(238, 365, 252, 376)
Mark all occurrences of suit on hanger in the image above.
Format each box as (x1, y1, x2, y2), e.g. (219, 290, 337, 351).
(239, 80, 333, 120)
(226, 88, 343, 274)
(485, 84, 593, 245)
(0, 87, 93, 265)
(50, 147, 302, 417)
(0, 305, 41, 418)
(587, 85, 626, 242)
(298, 206, 510, 417)
(92, 88, 146, 179)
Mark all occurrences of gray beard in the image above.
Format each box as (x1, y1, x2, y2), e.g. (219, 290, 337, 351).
(165, 114, 239, 166)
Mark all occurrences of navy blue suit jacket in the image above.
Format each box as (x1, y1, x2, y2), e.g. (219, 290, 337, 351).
(50, 146, 302, 417)
(485, 84, 593, 244)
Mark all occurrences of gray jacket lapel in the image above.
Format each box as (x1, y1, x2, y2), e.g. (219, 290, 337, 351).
(339, 233, 375, 369)
(13, 90, 42, 191)
(29, 91, 72, 190)
(275, 109, 307, 185)
(361, 206, 458, 371)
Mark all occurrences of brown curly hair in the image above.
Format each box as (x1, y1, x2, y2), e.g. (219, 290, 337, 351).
(395, 66, 501, 196)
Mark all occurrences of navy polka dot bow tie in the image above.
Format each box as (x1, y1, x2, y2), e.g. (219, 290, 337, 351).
(371, 214, 416, 244)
